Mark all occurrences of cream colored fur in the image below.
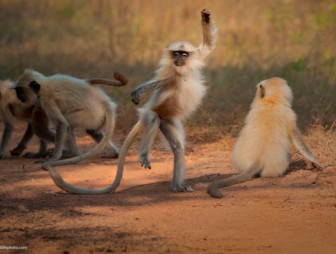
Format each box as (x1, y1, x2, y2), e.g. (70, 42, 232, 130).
(45, 8, 217, 194)
(208, 77, 322, 198)
(15, 69, 118, 169)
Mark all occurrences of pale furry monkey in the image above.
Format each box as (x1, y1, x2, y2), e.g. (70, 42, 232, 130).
(0, 80, 35, 157)
(11, 71, 127, 158)
(0, 73, 127, 159)
(208, 78, 323, 198)
(47, 9, 217, 194)
(0, 80, 52, 158)
(14, 69, 127, 168)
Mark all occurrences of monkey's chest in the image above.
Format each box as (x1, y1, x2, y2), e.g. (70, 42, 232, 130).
(153, 96, 182, 119)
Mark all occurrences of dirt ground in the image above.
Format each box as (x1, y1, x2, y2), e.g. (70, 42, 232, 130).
(0, 125, 336, 254)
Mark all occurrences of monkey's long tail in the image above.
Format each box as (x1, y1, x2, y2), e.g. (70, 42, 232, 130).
(47, 120, 143, 194)
(87, 72, 128, 87)
(207, 164, 262, 198)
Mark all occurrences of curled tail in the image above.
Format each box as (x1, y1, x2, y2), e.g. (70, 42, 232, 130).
(48, 120, 143, 194)
(88, 72, 128, 87)
(207, 164, 262, 198)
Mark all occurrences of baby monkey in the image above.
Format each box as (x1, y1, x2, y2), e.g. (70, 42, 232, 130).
(208, 78, 323, 198)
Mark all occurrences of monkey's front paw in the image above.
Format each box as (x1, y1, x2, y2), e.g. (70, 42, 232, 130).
(201, 8, 211, 23)
(171, 184, 194, 192)
(131, 90, 141, 105)
(140, 154, 151, 169)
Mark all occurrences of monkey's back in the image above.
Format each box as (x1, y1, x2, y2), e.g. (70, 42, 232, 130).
(39, 75, 115, 129)
(232, 102, 294, 177)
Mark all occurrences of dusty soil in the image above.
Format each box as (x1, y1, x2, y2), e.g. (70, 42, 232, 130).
(0, 125, 336, 254)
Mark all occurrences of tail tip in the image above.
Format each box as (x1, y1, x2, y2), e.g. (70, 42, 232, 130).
(113, 72, 128, 85)
(207, 185, 224, 199)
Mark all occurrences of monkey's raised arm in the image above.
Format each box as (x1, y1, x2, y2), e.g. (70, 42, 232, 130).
(131, 78, 170, 105)
(199, 9, 217, 56)
(290, 127, 323, 169)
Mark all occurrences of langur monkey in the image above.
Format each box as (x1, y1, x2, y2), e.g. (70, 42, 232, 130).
(46, 8, 217, 194)
(0, 73, 127, 159)
(208, 78, 324, 198)
(14, 69, 128, 168)
(0, 80, 48, 158)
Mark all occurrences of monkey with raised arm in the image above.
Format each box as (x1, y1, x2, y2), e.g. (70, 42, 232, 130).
(208, 78, 324, 198)
(47, 8, 217, 194)
(14, 70, 128, 167)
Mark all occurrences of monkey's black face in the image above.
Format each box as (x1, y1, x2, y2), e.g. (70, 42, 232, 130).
(14, 87, 28, 102)
(172, 51, 189, 66)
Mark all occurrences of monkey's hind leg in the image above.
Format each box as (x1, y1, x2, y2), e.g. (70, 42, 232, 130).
(0, 122, 14, 158)
(10, 123, 33, 157)
(139, 112, 160, 169)
(62, 126, 80, 158)
(159, 119, 192, 192)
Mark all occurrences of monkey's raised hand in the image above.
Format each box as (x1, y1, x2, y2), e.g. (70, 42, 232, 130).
(201, 8, 211, 23)
(131, 88, 141, 105)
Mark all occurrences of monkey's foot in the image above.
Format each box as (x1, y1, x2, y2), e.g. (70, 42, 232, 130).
(207, 187, 224, 198)
(131, 89, 141, 105)
(102, 146, 119, 159)
(101, 152, 119, 159)
(171, 184, 194, 192)
(140, 154, 151, 169)
(24, 151, 48, 159)
(10, 145, 26, 156)
(201, 9, 211, 23)
(46, 148, 79, 158)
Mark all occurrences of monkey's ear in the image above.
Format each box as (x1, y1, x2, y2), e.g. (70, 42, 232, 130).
(259, 84, 265, 98)
(29, 81, 40, 94)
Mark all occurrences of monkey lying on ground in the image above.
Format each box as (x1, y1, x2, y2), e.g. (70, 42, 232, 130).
(207, 78, 324, 198)
(46, 8, 217, 194)
(14, 69, 127, 168)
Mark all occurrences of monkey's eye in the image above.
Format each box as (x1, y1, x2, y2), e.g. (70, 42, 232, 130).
(172, 51, 189, 57)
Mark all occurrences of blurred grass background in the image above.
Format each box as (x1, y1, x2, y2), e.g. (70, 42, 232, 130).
(0, 0, 335, 141)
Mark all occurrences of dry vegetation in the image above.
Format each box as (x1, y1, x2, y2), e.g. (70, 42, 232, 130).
(0, 0, 335, 132)
(0, 1, 335, 253)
